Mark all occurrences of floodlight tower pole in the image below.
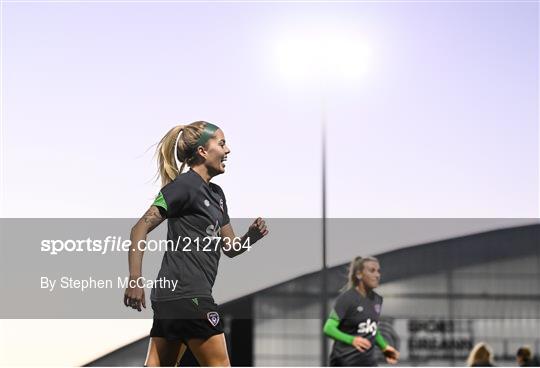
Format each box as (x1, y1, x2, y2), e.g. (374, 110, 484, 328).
(321, 90, 329, 366)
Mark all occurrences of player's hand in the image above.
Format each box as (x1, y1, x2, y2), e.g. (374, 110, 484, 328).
(123, 276, 146, 312)
(247, 217, 269, 244)
(352, 336, 372, 352)
(382, 345, 399, 364)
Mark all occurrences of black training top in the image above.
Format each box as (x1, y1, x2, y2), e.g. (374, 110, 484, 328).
(329, 288, 384, 366)
(150, 169, 230, 301)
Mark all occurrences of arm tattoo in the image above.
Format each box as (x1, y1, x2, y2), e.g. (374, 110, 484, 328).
(139, 206, 164, 232)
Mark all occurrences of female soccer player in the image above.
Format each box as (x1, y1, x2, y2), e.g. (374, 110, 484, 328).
(324, 256, 399, 366)
(123, 121, 268, 367)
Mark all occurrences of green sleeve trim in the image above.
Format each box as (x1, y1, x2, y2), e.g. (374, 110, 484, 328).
(152, 192, 168, 211)
(323, 318, 354, 345)
(375, 330, 388, 350)
(329, 309, 339, 321)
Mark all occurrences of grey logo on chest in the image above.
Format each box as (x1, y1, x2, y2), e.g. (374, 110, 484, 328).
(206, 220, 221, 237)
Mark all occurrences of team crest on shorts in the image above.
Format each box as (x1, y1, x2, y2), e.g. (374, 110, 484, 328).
(207, 311, 220, 327)
(374, 304, 381, 314)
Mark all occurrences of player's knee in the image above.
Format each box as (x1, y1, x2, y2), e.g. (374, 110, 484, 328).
(144, 357, 160, 367)
(214, 357, 230, 367)
(205, 354, 230, 367)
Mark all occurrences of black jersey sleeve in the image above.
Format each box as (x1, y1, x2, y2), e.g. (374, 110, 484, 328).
(153, 180, 191, 218)
(332, 290, 353, 320)
(375, 293, 384, 309)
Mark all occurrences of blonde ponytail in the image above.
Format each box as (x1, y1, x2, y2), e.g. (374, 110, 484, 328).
(156, 125, 185, 187)
(155, 121, 218, 187)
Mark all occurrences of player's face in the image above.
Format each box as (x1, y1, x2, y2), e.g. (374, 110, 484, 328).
(359, 261, 381, 289)
(205, 129, 230, 176)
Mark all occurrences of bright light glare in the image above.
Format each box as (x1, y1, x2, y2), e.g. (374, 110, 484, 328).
(273, 30, 373, 82)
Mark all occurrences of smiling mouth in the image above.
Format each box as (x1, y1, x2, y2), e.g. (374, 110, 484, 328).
(220, 156, 228, 167)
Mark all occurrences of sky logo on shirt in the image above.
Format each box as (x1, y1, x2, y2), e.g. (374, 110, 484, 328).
(357, 318, 378, 336)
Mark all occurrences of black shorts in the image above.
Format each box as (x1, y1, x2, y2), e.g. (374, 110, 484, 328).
(150, 297, 224, 343)
(330, 352, 377, 367)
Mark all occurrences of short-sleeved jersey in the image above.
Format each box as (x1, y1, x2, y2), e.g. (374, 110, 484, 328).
(329, 288, 384, 366)
(150, 169, 230, 302)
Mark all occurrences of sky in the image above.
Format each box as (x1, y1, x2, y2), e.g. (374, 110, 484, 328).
(0, 1, 538, 365)
(2, 1, 538, 219)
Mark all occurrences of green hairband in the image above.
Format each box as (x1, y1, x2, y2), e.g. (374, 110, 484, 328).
(174, 122, 221, 170)
(196, 122, 220, 148)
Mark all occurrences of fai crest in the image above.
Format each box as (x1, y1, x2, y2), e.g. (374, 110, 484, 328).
(207, 311, 220, 327)
(374, 304, 381, 314)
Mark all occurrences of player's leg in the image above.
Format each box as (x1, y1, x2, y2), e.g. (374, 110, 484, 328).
(145, 337, 187, 367)
(187, 333, 230, 367)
